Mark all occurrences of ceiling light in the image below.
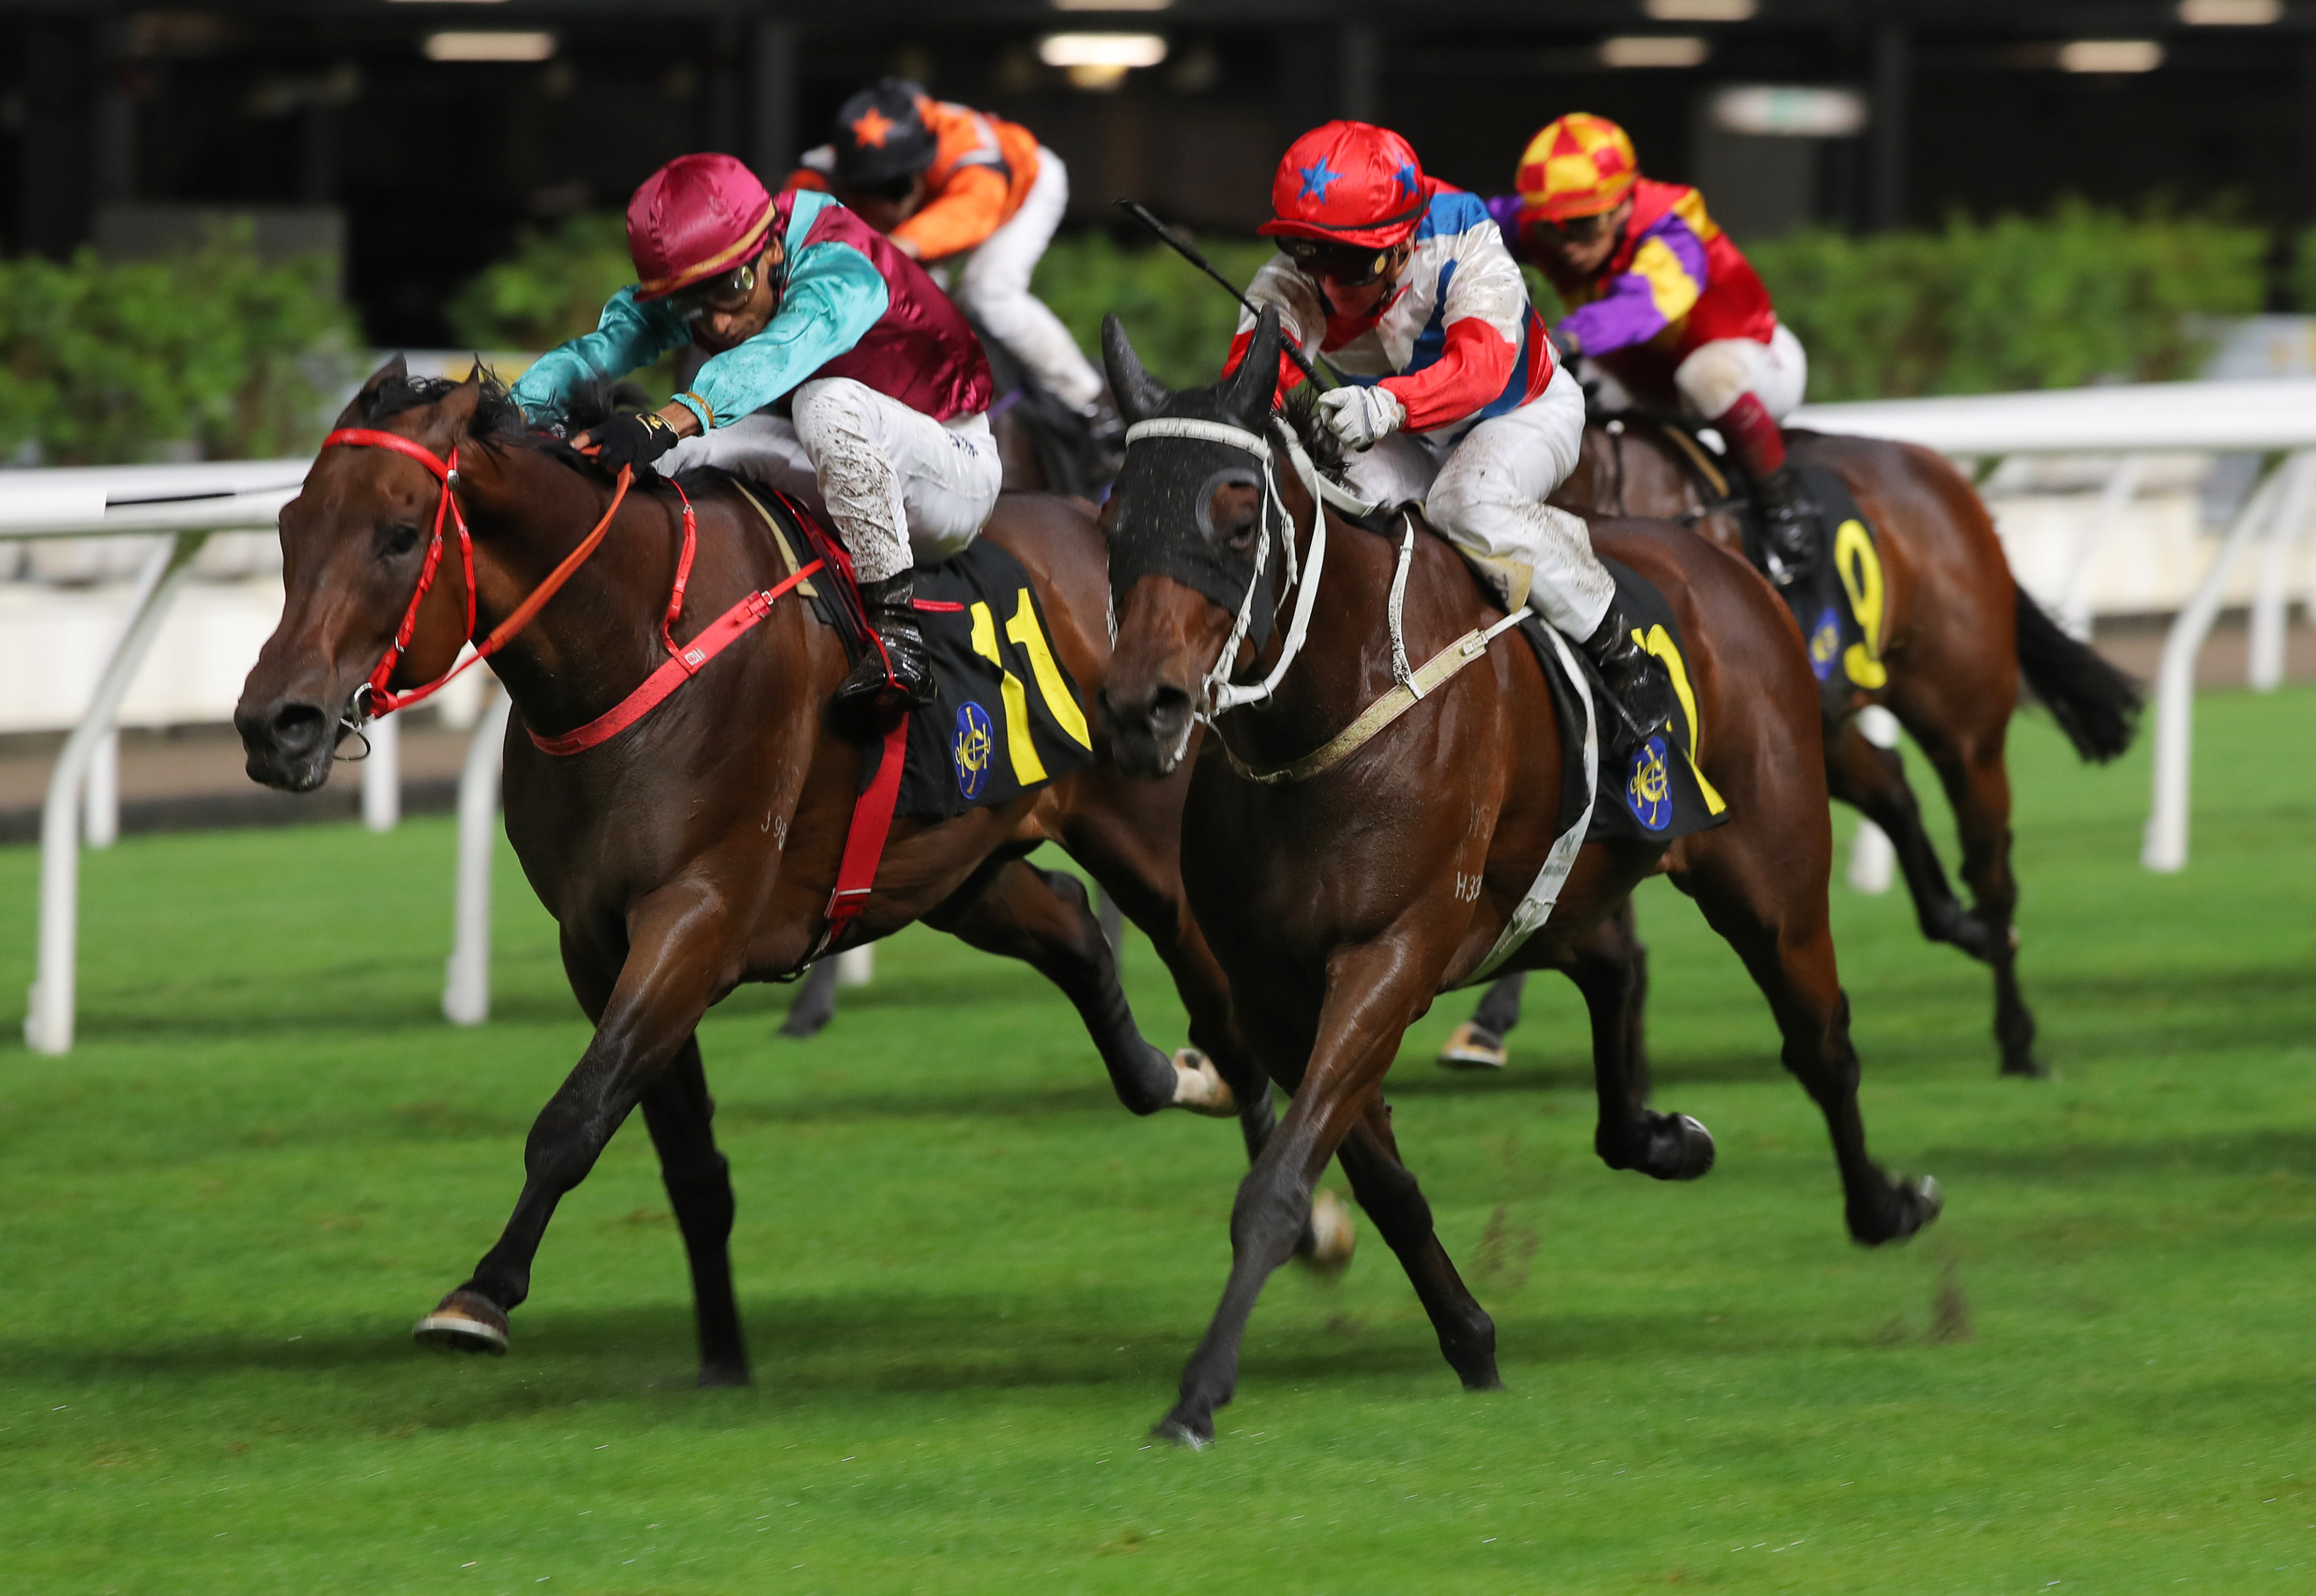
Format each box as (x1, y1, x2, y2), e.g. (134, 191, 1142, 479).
(2178, 0, 2281, 23)
(1712, 85, 1868, 137)
(1600, 36, 1710, 69)
(1039, 32, 1167, 88)
(2058, 39, 2163, 73)
(1050, 0, 1176, 10)
(424, 31, 556, 62)
(391, 1, 510, 6)
(1644, 0, 1756, 20)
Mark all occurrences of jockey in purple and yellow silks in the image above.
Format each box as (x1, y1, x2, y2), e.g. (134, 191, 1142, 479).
(511, 153, 998, 717)
(1489, 113, 1816, 578)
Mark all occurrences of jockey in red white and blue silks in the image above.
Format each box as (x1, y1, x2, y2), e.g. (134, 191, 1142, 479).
(1225, 120, 1670, 748)
(509, 152, 997, 715)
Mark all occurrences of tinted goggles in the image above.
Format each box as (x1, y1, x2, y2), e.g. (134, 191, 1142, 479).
(1526, 210, 1619, 246)
(666, 253, 765, 322)
(1278, 237, 1395, 287)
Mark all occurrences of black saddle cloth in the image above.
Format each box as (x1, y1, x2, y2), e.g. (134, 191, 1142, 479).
(1519, 556, 1731, 848)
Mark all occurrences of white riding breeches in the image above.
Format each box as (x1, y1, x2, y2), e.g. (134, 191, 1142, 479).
(953, 148, 1105, 411)
(1673, 322, 1808, 424)
(657, 377, 1002, 584)
(1338, 362, 1614, 638)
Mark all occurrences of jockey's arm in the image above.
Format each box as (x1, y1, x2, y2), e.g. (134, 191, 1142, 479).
(1375, 223, 1527, 432)
(509, 288, 689, 430)
(1221, 254, 1328, 403)
(1556, 213, 1705, 360)
(889, 163, 1011, 263)
(673, 236, 890, 431)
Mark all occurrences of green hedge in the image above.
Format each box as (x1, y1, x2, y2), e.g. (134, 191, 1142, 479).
(444, 201, 2278, 408)
(0, 226, 356, 466)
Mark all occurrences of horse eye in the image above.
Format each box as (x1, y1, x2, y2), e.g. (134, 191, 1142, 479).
(383, 524, 421, 558)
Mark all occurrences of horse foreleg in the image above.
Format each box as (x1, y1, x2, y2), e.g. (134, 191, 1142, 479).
(1158, 929, 1453, 1447)
(777, 957, 841, 1039)
(415, 888, 733, 1359)
(1333, 1096, 1500, 1389)
(922, 856, 1187, 1116)
(1823, 716, 1987, 957)
(1437, 972, 1529, 1070)
(639, 1042, 749, 1386)
(1675, 845, 1941, 1247)
(1566, 905, 1712, 1181)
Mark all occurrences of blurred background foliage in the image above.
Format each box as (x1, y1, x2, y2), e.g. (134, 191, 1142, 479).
(0, 223, 356, 466)
(0, 202, 2287, 465)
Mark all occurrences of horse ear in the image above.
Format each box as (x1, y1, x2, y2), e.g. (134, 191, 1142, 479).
(335, 353, 408, 426)
(1101, 313, 1169, 425)
(434, 376, 483, 439)
(1221, 305, 1281, 426)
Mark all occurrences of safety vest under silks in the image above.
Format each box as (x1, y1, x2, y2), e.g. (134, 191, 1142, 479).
(1518, 178, 1778, 408)
(511, 189, 993, 435)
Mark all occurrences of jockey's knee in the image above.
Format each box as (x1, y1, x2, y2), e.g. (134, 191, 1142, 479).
(1674, 340, 1769, 422)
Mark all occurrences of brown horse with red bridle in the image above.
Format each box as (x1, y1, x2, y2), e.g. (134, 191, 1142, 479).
(1096, 310, 1941, 1447)
(1546, 415, 2142, 1076)
(234, 358, 1303, 1386)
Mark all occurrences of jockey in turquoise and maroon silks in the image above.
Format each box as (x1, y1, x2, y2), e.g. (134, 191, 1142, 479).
(511, 152, 999, 718)
(1491, 113, 1816, 579)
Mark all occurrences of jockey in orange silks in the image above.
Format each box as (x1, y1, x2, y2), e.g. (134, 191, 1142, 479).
(510, 153, 1000, 716)
(789, 79, 1108, 423)
(1226, 120, 1672, 748)
(1492, 113, 1816, 579)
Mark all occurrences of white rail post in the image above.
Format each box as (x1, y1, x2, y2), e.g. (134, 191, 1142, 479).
(1846, 705, 1902, 894)
(2144, 450, 2313, 872)
(836, 946, 875, 987)
(83, 729, 119, 850)
(2059, 452, 2148, 641)
(2246, 466, 2311, 691)
(361, 709, 401, 832)
(25, 530, 210, 1054)
(442, 690, 513, 1027)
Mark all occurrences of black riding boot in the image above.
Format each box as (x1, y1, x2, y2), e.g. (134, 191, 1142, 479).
(834, 572, 936, 721)
(1756, 463, 1818, 587)
(1580, 602, 1676, 755)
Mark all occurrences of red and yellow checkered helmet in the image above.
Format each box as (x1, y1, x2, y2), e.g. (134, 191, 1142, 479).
(1515, 113, 1639, 222)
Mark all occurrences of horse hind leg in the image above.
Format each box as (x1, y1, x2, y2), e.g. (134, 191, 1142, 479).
(1824, 715, 1993, 960)
(1567, 904, 1714, 1182)
(1916, 724, 2042, 1078)
(923, 856, 1192, 1117)
(640, 1039, 750, 1386)
(1678, 844, 1941, 1246)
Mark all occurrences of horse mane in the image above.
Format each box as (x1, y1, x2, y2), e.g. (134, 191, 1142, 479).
(353, 367, 676, 494)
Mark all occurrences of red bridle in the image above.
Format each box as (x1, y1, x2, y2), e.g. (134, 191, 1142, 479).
(318, 427, 636, 718)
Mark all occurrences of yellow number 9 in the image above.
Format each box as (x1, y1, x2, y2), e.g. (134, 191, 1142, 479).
(1833, 518, 1888, 689)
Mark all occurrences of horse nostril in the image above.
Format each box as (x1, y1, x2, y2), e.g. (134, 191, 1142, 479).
(1146, 686, 1192, 740)
(269, 703, 328, 758)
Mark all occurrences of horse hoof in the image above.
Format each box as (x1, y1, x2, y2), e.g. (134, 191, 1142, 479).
(1999, 1054, 2050, 1080)
(1436, 1022, 1507, 1071)
(412, 1289, 509, 1356)
(1667, 1113, 1716, 1180)
(1913, 1175, 1945, 1228)
(1295, 1189, 1357, 1274)
(1168, 1048, 1238, 1117)
(1150, 1415, 1212, 1451)
(697, 1361, 751, 1389)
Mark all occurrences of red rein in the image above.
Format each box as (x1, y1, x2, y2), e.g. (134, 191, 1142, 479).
(319, 427, 820, 756)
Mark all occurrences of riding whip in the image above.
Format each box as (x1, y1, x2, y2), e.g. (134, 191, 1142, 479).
(1112, 199, 1336, 391)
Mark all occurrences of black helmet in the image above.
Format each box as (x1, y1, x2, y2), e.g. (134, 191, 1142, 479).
(831, 78, 937, 190)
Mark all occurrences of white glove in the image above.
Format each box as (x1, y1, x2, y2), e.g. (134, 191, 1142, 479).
(1317, 384, 1407, 452)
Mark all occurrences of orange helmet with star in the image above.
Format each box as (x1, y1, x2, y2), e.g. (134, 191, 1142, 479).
(1515, 113, 1639, 222)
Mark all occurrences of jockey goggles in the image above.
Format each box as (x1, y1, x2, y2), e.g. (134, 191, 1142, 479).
(664, 249, 769, 323)
(1525, 208, 1621, 246)
(1278, 236, 1397, 287)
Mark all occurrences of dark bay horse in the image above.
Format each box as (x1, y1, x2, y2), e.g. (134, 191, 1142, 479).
(1096, 311, 1941, 1447)
(235, 358, 1298, 1385)
(1540, 417, 2142, 1076)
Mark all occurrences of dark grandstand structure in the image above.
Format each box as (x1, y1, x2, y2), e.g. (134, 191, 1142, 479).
(5, 0, 2313, 343)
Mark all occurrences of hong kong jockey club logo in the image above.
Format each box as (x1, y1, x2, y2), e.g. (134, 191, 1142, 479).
(952, 702, 993, 801)
(1624, 734, 1671, 832)
(1808, 604, 1843, 682)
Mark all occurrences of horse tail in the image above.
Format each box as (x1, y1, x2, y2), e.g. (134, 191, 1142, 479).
(2012, 581, 2142, 763)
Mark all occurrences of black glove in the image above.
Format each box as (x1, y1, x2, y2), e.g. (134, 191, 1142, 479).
(588, 409, 683, 471)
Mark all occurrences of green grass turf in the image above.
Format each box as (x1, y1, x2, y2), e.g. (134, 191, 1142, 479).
(2, 685, 2313, 1595)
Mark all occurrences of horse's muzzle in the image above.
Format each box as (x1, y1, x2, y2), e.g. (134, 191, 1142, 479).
(1098, 682, 1193, 780)
(234, 696, 338, 793)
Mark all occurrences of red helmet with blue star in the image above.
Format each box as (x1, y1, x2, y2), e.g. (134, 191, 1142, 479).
(1259, 121, 1427, 249)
